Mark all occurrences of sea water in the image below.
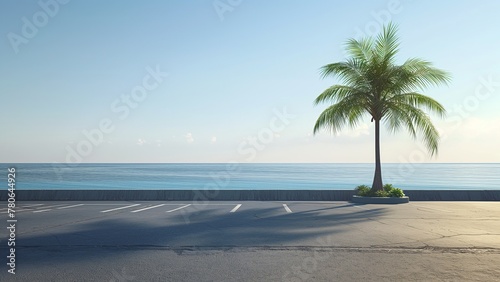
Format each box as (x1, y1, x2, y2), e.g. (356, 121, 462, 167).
(1, 163, 499, 190)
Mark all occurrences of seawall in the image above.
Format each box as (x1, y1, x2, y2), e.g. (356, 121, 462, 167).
(2, 190, 500, 201)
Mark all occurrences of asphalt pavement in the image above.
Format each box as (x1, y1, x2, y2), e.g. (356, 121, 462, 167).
(1, 201, 499, 281)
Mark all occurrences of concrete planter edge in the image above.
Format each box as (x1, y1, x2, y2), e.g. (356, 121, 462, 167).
(352, 195, 410, 204)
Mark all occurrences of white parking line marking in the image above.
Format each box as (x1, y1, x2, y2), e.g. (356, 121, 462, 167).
(21, 204, 44, 208)
(86, 204, 139, 206)
(33, 209, 51, 213)
(166, 204, 191, 213)
(283, 204, 292, 213)
(131, 204, 166, 213)
(5, 204, 69, 213)
(101, 204, 141, 213)
(33, 204, 73, 210)
(85, 204, 190, 206)
(230, 204, 242, 213)
(197, 204, 241, 206)
(1, 208, 37, 213)
(57, 204, 85, 209)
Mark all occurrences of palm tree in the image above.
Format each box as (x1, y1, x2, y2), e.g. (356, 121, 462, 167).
(313, 23, 451, 193)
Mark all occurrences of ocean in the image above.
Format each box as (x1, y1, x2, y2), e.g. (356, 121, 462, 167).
(2, 163, 499, 190)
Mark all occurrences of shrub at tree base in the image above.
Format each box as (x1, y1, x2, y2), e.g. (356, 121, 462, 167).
(355, 185, 371, 196)
(355, 184, 405, 198)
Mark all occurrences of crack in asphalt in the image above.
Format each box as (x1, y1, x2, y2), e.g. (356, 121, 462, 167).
(5, 245, 500, 254)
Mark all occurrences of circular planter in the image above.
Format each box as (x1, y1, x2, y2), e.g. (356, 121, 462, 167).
(352, 195, 409, 204)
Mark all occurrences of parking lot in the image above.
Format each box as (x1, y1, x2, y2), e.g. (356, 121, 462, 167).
(1, 201, 500, 281)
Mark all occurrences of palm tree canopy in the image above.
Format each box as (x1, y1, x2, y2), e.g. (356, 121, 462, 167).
(313, 23, 451, 156)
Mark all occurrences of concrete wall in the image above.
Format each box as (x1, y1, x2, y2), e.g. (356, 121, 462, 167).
(2, 190, 500, 201)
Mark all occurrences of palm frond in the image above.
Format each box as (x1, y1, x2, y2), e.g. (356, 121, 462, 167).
(375, 22, 399, 64)
(345, 37, 374, 62)
(383, 103, 441, 155)
(319, 59, 368, 86)
(387, 92, 446, 117)
(313, 96, 367, 134)
(398, 58, 452, 90)
(314, 85, 360, 105)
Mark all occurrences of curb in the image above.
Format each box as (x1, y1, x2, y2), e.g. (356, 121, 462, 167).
(351, 195, 410, 204)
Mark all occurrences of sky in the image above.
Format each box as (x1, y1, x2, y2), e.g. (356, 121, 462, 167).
(1, 0, 499, 163)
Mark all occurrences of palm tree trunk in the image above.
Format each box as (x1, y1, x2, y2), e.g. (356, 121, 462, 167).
(371, 119, 383, 192)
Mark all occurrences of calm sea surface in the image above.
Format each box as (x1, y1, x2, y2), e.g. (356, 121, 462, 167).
(2, 163, 499, 190)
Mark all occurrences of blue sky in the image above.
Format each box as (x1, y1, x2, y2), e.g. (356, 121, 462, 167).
(1, 0, 499, 163)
